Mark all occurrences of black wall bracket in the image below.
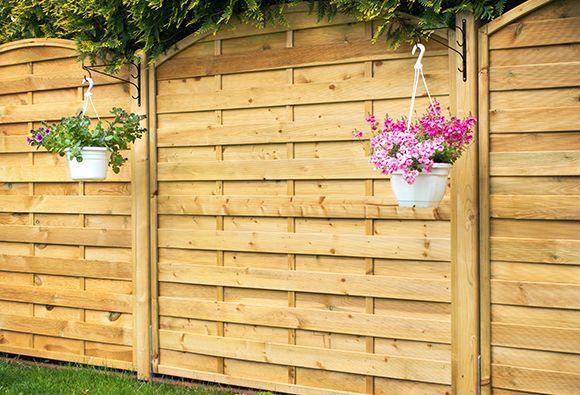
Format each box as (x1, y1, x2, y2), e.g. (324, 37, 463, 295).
(82, 62, 142, 106)
(419, 18, 468, 82)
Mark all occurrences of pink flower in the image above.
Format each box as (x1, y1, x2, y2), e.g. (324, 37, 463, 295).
(362, 100, 476, 184)
(35, 133, 44, 142)
(352, 129, 363, 138)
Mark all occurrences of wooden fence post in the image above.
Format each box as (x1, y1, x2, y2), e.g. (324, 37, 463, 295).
(131, 52, 152, 380)
(451, 11, 480, 395)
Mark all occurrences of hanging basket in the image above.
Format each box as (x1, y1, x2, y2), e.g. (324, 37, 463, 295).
(66, 147, 110, 181)
(390, 163, 450, 208)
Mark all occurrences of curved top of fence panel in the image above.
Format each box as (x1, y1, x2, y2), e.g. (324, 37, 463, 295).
(154, 4, 349, 65)
(0, 38, 77, 53)
(0, 38, 77, 67)
(485, 0, 554, 34)
(155, 6, 450, 67)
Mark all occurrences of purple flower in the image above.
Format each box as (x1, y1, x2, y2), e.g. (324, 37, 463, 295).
(44, 128, 51, 134)
(26, 137, 33, 145)
(35, 133, 44, 142)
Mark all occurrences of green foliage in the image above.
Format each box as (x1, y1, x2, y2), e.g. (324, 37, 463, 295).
(28, 107, 146, 173)
(0, 0, 518, 69)
(0, 359, 236, 394)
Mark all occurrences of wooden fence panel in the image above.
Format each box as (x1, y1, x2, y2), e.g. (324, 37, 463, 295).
(480, 1, 580, 393)
(0, 39, 134, 370)
(152, 11, 452, 394)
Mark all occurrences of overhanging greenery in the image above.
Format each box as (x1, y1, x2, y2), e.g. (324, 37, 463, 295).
(1, 1, 517, 68)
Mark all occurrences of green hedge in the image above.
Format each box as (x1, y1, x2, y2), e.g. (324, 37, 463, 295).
(1, 1, 513, 69)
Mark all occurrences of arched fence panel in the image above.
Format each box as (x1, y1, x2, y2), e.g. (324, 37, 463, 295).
(0, 39, 136, 370)
(150, 8, 454, 394)
(479, 0, 580, 393)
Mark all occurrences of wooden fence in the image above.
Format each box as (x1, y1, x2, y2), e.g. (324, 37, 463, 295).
(479, 1, 580, 394)
(150, 7, 453, 395)
(0, 39, 135, 369)
(0, 1, 578, 394)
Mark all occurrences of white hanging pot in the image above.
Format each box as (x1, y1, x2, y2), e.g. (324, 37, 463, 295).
(66, 147, 110, 181)
(390, 163, 450, 208)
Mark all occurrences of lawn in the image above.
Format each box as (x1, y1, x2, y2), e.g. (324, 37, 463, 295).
(0, 359, 240, 395)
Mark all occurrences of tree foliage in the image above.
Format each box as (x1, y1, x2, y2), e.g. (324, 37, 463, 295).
(1, 0, 517, 68)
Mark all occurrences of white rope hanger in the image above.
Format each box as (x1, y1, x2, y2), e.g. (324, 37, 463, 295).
(406, 43, 434, 132)
(82, 76, 101, 121)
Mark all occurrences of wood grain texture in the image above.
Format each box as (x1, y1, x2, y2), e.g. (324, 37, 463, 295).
(451, 12, 479, 395)
(0, 39, 136, 370)
(484, 2, 580, 394)
(158, 195, 450, 220)
(158, 263, 450, 301)
(159, 330, 451, 384)
(158, 229, 450, 261)
(151, 11, 453, 393)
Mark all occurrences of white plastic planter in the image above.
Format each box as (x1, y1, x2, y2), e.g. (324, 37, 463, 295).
(66, 147, 109, 181)
(390, 163, 450, 208)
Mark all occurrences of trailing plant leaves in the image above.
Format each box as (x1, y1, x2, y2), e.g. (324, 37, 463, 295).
(27, 108, 146, 174)
(1, 0, 520, 70)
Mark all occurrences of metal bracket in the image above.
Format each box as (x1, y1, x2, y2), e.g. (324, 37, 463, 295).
(82, 62, 142, 106)
(419, 18, 468, 82)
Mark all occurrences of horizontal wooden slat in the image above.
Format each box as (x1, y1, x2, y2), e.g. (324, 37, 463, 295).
(158, 229, 450, 261)
(490, 132, 580, 152)
(490, 195, 580, 220)
(492, 218, 580, 241)
(0, 254, 131, 280)
(0, 164, 130, 182)
(156, 74, 449, 114)
(490, 106, 580, 133)
(157, 120, 361, 147)
(492, 363, 580, 395)
(156, 364, 356, 395)
(491, 279, 580, 309)
(158, 263, 450, 301)
(492, 322, 580, 353)
(490, 176, 580, 195)
(492, 305, 580, 329)
(0, 135, 34, 153)
(159, 298, 450, 343)
(490, 87, 580, 111)
(0, 196, 131, 215)
(0, 313, 132, 345)
(0, 344, 133, 370)
(490, 44, 580, 67)
(0, 283, 132, 312)
(491, 261, 580, 284)
(492, 344, 580, 371)
(0, 70, 129, 95)
(490, 16, 580, 49)
(157, 39, 446, 79)
(0, 225, 131, 247)
(158, 195, 450, 220)
(0, 47, 76, 67)
(491, 236, 580, 264)
(158, 158, 380, 181)
(490, 151, 580, 176)
(199, 11, 359, 43)
(159, 330, 451, 384)
(490, 62, 580, 91)
(0, 99, 130, 124)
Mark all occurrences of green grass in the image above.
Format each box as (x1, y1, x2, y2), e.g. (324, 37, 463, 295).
(0, 359, 240, 395)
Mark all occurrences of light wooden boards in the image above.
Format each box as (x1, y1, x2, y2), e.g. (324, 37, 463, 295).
(482, 1, 580, 393)
(0, 40, 136, 370)
(152, 8, 453, 395)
